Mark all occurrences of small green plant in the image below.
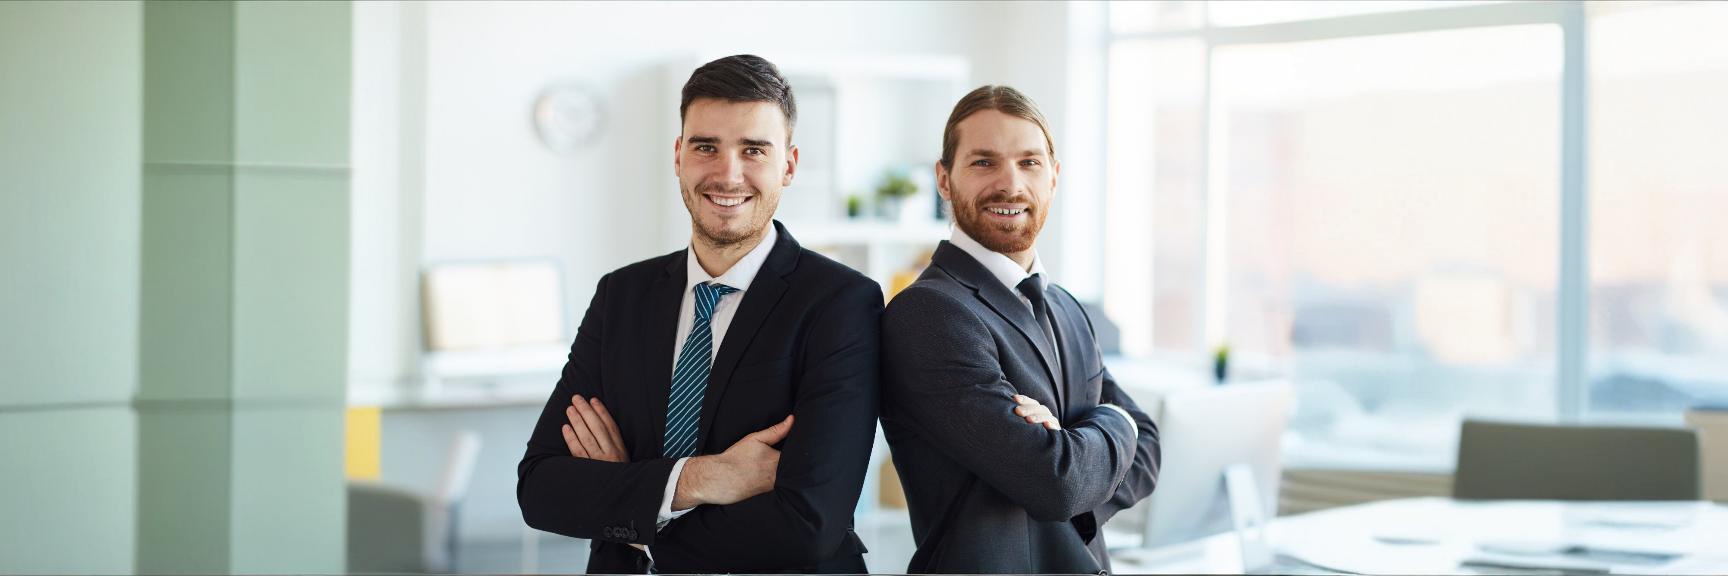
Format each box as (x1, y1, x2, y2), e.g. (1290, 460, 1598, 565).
(845, 194, 864, 218)
(1213, 344, 1230, 384)
(875, 171, 918, 200)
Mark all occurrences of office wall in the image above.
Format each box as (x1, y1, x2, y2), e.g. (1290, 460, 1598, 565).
(0, 2, 142, 572)
(349, 1, 1098, 393)
(347, 2, 1101, 546)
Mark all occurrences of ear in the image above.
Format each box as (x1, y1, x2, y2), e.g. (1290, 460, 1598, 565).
(935, 160, 952, 203)
(782, 144, 799, 187)
(1050, 158, 1060, 194)
(672, 135, 683, 174)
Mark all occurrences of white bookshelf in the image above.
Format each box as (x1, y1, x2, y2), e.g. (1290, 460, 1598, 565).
(787, 219, 951, 293)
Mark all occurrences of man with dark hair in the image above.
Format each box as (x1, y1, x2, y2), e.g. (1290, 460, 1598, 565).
(517, 54, 880, 574)
(881, 85, 1162, 573)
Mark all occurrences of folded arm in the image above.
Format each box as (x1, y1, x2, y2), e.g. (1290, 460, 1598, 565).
(517, 273, 679, 545)
(1095, 367, 1161, 524)
(649, 280, 883, 572)
(882, 287, 1137, 522)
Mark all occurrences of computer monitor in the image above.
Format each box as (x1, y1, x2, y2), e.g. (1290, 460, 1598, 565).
(1122, 380, 1293, 549)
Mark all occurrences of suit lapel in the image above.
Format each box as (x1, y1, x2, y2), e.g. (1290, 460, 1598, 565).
(697, 221, 799, 452)
(643, 251, 686, 460)
(931, 242, 1062, 395)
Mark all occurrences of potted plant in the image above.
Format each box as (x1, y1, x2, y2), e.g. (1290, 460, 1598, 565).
(874, 170, 918, 221)
(1213, 344, 1230, 384)
(845, 194, 864, 219)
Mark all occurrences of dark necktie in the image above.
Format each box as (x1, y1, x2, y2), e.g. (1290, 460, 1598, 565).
(1016, 274, 1065, 405)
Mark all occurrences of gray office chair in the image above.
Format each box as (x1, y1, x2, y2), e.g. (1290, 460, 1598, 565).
(348, 430, 482, 574)
(1453, 419, 1700, 501)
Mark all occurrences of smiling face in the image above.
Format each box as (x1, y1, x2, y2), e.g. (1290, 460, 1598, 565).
(938, 109, 1059, 263)
(674, 98, 797, 249)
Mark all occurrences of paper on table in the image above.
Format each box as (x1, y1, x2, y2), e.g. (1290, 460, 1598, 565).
(1477, 540, 1681, 566)
(1459, 552, 1612, 574)
(1279, 529, 1468, 575)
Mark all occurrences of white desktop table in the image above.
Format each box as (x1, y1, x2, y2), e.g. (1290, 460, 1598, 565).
(1113, 497, 1728, 574)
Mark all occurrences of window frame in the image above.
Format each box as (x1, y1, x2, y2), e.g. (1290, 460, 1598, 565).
(1104, 1, 1598, 423)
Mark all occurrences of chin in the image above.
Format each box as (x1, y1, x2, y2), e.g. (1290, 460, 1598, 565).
(698, 219, 761, 246)
(960, 223, 1034, 254)
(982, 233, 1035, 254)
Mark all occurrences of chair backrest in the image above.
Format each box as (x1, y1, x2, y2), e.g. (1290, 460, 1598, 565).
(347, 482, 430, 573)
(436, 430, 483, 506)
(1454, 419, 1700, 501)
(347, 431, 484, 574)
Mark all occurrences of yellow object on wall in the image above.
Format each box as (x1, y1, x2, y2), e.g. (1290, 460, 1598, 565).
(345, 406, 382, 480)
(887, 249, 934, 302)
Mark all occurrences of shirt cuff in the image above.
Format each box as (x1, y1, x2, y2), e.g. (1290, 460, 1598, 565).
(656, 457, 695, 529)
(1099, 403, 1137, 441)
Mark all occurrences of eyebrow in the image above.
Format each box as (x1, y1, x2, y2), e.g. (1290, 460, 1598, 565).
(966, 148, 1046, 158)
(687, 135, 776, 148)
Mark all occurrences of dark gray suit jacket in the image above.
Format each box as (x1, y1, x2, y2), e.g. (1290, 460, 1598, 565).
(882, 241, 1161, 574)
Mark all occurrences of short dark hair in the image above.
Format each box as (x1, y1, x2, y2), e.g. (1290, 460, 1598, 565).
(939, 85, 1056, 170)
(679, 55, 797, 142)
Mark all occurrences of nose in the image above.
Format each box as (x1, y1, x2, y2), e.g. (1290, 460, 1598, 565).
(1004, 164, 1028, 197)
(719, 153, 746, 189)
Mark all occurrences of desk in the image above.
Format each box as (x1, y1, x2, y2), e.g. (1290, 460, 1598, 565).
(1113, 497, 1728, 574)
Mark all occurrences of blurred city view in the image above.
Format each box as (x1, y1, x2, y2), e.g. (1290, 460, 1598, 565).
(1104, 0, 1728, 468)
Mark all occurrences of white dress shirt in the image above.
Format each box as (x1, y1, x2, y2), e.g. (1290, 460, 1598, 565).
(653, 224, 779, 531)
(948, 227, 1136, 433)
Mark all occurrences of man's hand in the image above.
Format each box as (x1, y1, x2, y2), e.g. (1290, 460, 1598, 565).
(1013, 394, 1062, 430)
(562, 394, 629, 463)
(671, 415, 794, 510)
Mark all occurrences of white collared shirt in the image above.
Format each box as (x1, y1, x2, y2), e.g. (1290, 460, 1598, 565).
(948, 226, 1048, 313)
(673, 224, 777, 362)
(947, 226, 1137, 436)
(654, 225, 779, 530)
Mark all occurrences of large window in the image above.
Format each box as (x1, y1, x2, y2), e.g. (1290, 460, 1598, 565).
(1106, 1, 1728, 468)
(1106, 39, 1206, 357)
(1587, 2, 1728, 418)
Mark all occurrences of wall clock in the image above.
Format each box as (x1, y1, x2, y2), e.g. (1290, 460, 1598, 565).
(532, 81, 605, 152)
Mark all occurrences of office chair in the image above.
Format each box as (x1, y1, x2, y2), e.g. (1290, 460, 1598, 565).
(1453, 419, 1699, 501)
(348, 430, 483, 573)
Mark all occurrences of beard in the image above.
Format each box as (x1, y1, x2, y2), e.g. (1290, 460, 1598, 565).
(684, 180, 767, 248)
(952, 191, 1046, 254)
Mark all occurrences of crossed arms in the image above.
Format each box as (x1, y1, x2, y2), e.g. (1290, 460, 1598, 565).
(515, 274, 882, 572)
(882, 286, 1160, 523)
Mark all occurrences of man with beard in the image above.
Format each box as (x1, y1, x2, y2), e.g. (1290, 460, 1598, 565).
(881, 85, 1161, 574)
(517, 55, 880, 574)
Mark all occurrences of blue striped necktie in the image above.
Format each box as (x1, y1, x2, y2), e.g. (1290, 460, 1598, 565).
(663, 281, 739, 459)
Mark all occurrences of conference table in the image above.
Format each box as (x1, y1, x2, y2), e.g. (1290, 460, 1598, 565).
(1111, 497, 1728, 574)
